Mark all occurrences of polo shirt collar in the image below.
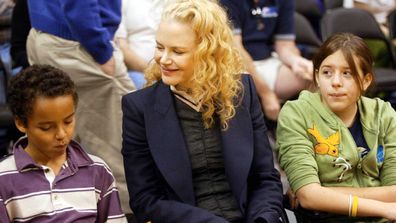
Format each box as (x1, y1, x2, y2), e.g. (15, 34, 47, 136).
(13, 137, 94, 172)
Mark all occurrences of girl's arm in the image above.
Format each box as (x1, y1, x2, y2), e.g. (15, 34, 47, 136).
(297, 183, 396, 220)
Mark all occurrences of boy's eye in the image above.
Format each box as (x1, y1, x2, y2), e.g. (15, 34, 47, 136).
(39, 126, 51, 131)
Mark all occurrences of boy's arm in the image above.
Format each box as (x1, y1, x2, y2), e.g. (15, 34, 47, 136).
(96, 167, 127, 223)
(0, 197, 11, 222)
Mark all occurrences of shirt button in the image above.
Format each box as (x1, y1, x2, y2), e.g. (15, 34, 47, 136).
(53, 195, 58, 200)
(44, 169, 50, 173)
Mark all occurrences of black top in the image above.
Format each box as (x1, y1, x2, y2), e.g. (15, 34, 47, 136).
(348, 112, 370, 159)
(174, 96, 243, 222)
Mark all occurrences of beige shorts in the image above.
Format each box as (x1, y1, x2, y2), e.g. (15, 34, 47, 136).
(253, 56, 282, 90)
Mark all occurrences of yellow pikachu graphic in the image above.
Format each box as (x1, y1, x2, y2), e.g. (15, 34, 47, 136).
(307, 125, 340, 157)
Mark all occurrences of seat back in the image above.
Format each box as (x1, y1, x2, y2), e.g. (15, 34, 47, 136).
(387, 9, 396, 41)
(295, 0, 323, 19)
(294, 12, 322, 59)
(321, 7, 396, 67)
(324, 0, 344, 10)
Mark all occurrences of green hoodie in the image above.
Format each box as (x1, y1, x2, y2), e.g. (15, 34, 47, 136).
(276, 90, 396, 194)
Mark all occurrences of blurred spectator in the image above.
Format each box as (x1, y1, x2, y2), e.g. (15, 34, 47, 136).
(26, 0, 135, 214)
(354, 0, 395, 33)
(220, 0, 313, 121)
(115, 0, 166, 89)
(10, 0, 30, 69)
(0, 0, 15, 157)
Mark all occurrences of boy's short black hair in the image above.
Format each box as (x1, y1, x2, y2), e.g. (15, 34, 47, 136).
(7, 64, 78, 126)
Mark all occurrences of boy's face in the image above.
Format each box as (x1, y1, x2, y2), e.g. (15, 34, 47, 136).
(16, 95, 76, 161)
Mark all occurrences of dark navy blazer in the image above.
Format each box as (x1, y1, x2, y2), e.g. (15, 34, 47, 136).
(121, 75, 283, 223)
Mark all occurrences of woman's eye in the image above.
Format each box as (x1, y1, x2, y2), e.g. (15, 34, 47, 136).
(174, 50, 185, 55)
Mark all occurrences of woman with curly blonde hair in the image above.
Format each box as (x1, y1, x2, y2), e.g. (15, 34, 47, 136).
(122, 0, 284, 222)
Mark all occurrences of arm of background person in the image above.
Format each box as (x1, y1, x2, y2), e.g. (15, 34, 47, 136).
(117, 38, 148, 72)
(59, 0, 116, 75)
(274, 39, 313, 81)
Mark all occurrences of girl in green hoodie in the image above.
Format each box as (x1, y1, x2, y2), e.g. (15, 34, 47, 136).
(277, 33, 396, 222)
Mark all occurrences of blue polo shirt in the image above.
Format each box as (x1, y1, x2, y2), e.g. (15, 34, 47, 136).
(220, 0, 295, 60)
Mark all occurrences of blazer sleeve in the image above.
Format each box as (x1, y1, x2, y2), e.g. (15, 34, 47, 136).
(243, 76, 284, 223)
(121, 94, 229, 223)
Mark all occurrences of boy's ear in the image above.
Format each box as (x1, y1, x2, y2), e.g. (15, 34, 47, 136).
(14, 118, 27, 134)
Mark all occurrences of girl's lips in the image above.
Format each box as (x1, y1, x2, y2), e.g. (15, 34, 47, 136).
(329, 93, 346, 97)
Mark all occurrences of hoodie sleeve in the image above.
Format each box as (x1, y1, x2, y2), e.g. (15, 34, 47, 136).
(276, 101, 321, 193)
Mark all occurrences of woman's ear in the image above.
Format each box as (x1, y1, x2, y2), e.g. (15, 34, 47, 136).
(362, 73, 373, 91)
(14, 118, 27, 134)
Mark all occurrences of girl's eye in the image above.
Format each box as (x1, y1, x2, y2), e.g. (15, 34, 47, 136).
(343, 71, 352, 77)
(321, 70, 332, 77)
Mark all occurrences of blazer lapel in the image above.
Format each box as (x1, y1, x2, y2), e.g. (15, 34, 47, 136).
(221, 106, 253, 202)
(146, 82, 195, 205)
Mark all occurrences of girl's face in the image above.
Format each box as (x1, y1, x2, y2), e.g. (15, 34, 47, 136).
(316, 50, 372, 118)
(154, 19, 197, 90)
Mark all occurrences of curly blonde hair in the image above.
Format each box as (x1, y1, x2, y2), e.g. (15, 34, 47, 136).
(145, 0, 244, 130)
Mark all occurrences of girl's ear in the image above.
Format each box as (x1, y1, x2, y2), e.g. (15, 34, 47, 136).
(14, 118, 27, 134)
(362, 73, 373, 91)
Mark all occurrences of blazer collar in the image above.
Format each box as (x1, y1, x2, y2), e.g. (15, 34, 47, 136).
(149, 82, 195, 204)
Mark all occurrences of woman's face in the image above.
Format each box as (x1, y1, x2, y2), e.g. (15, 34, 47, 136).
(154, 19, 197, 90)
(316, 50, 372, 117)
